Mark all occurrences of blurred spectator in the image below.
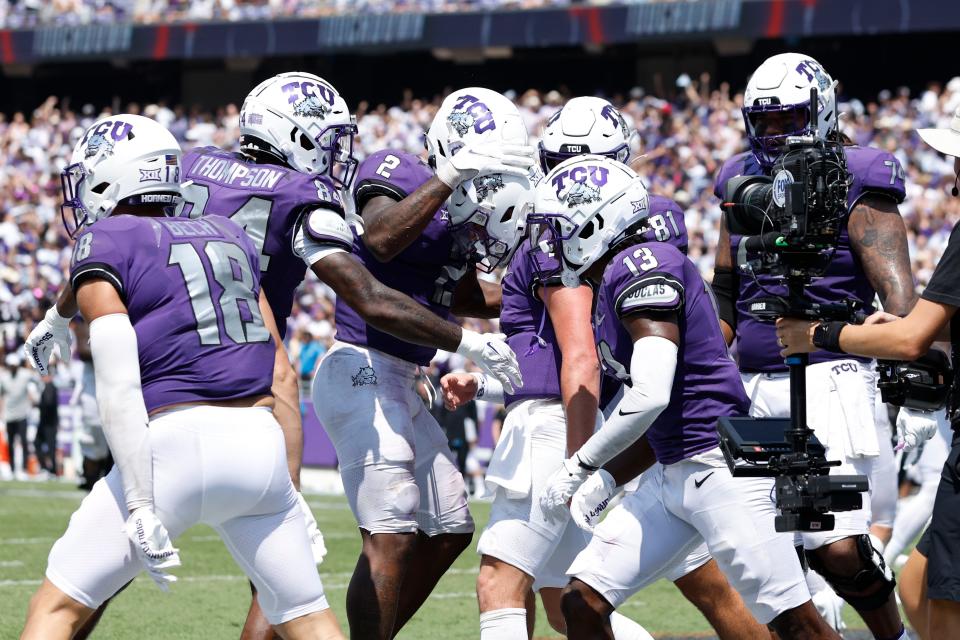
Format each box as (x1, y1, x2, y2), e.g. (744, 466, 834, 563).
(0, 353, 39, 480)
(35, 373, 59, 476)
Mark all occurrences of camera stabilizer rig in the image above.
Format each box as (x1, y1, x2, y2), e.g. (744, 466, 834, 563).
(716, 88, 869, 532)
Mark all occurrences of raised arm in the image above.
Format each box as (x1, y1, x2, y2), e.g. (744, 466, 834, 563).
(360, 185, 452, 263)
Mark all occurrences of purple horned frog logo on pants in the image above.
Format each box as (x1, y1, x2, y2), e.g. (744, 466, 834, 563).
(551, 164, 609, 206)
(447, 94, 497, 138)
(81, 120, 134, 159)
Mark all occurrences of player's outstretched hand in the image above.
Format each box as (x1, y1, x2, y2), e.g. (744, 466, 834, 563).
(124, 507, 181, 591)
(435, 141, 535, 189)
(24, 306, 72, 376)
(570, 469, 616, 532)
(297, 492, 328, 565)
(456, 330, 522, 394)
(540, 455, 593, 523)
(896, 407, 939, 453)
(440, 373, 478, 410)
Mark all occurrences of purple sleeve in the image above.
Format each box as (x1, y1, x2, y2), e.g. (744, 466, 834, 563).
(528, 245, 567, 290)
(353, 150, 433, 209)
(713, 153, 751, 200)
(69, 218, 135, 297)
(609, 243, 686, 318)
(642, 196, 689, 254)
(847, 147, 907, 206)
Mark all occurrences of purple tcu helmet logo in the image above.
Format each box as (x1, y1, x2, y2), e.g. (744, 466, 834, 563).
(795, 60, 831, 93)
(600, 104, 629, 137)
(551, 165, 609, 206)
(281, 79, 336, 119)
(80, 120, 133, 159)
(473, 173, 505, 200)
(447, 94, 497, 137)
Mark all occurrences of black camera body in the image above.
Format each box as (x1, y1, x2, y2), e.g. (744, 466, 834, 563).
(723, 134, 851, 279)
(877, 349, 953, 412)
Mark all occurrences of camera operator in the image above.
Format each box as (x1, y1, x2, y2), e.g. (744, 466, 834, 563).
(708, 54, 915, 640)
(776, 107, 960, 640)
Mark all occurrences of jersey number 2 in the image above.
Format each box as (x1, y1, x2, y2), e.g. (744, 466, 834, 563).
(168, 241, 270, 346)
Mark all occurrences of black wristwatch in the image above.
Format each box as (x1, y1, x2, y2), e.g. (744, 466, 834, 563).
(812, 321, 848, 353)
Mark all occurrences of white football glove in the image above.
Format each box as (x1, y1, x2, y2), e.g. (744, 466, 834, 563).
(570, 469, 617, 532)
(540, 454, 595, 523)
(297, 492, 328, 565)
(456, 330, 522, 395)
(896, 407, 939, 453)
(435, 141, 535, 189)
(24, 306, 72, 376)
(124, 507, 181, 591)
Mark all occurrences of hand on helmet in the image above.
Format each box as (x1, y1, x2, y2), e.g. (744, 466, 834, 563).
(436, 141, 535, 189)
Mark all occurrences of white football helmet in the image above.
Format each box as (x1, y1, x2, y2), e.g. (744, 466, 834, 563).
(531, 155, 649, 286)
(61, 114, 182, 237)
(240, 71, 357, 187)
(425, 87, 528, 171)
(538, 96, 631, 172)
(446, 165, 541, 272)
(742, 52, 838, 169)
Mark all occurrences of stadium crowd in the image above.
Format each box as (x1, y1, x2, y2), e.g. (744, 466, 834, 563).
(0, 0, 617, 28)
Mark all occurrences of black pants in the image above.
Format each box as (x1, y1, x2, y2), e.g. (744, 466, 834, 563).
(917, 430, 960, 601)
(34, 421, 58, 474)
(6, 419, 28, 472)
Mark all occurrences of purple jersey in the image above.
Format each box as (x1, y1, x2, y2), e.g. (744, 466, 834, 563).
(182, 146, 346, 337)
(641, 195, 688, 254)
(70, 215, 274, 413)
(594, 241, 750, 464)
(499, 239, 564, 406)
(715, 146, 906, 372)
(335, 150, 469, 366)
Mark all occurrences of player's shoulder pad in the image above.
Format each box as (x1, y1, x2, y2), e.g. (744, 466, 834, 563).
(713, 151, 756, 200)
(300, 206, 354, 250)
(845, 145, 906, 205)
(287, 172, 344, 214)
(354, 149, 433, 210)
(608, 242, 686, 317)
(648, 194, 683, 216)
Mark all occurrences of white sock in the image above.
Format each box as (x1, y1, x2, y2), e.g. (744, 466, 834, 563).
(610, 611, 655, 640)
(479, 608, 527, 640)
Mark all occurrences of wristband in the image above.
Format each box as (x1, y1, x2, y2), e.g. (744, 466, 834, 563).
(812, 321, 847, 353)
(470, 372, 487, 399)
(575, 453, 599, 472)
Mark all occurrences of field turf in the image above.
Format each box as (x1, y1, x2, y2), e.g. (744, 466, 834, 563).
(0, 481, 878, 639)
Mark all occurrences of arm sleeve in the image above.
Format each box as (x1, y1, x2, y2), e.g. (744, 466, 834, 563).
(353, 150, 432, 209)
(921, 225, 960, 308)
(89, 313, 153, 511)
(577, 336, 677, 468)
(711, 267, 739, 330)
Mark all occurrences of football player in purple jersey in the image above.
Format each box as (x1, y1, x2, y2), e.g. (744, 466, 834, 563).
(708, 53, 916, 639)
(309, 87, 535, 639)
(21, 115, 345, 640)
(24, 73, 526, 640)
(532, 155, 839, 640)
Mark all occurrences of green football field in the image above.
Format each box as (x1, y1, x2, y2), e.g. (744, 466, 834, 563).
(0, 481, 878, 639)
